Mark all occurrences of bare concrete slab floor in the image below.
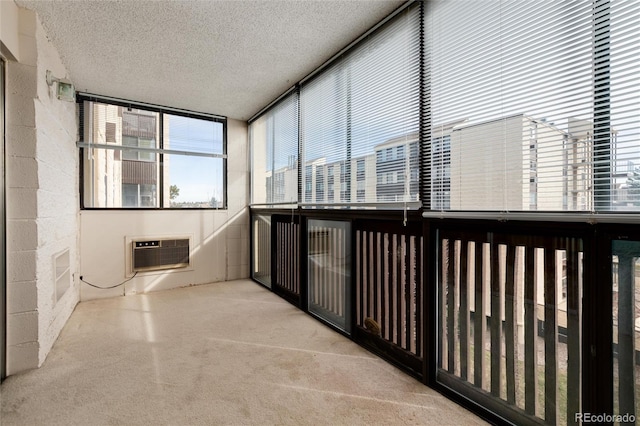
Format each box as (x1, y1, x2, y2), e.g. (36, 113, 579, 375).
(0, 279, 488, 425)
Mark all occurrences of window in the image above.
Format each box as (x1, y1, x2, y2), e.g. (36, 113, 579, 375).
(300, 4, 421, 207)
(425, 0, 633, 213)
(79, 96, 226, 209)
(250, 92, 299, 206)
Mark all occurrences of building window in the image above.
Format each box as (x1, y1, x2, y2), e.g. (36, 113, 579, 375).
(305, 165, 312, 203)
(327, 165, 335, 202)
(316, 165, 325, 202)
(431, 135, 451, 210)
(339, 162, 349, 202)
(356, 159, 365, 181)
(79, 96, 226, 209)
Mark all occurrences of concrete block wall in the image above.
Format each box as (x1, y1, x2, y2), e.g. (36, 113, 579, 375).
(4, 7, 80, 374)
(33, 12, 79, 363)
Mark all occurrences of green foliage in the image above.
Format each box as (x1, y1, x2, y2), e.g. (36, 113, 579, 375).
(170, 185, 180, 200)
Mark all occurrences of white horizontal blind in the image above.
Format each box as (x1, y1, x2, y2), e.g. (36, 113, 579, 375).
(164, 114, 224, 155)
(608, 1, 640, 211)
(250, 92, 299, 206)
(427, 0, 598, 212)
(301, 4, 421, 207)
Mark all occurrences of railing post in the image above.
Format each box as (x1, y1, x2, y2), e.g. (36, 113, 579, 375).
(617, 253, 636, 420)
(524, 245, 538, 416)
(544, 246, 558, 424)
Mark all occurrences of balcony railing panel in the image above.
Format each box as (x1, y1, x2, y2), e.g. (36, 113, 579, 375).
(250, 208, 640, 425)
(122, 159, 157, 185)
(438, 230, 583, 426)
(354, 220, 423, 375)
(274, 216, 301, 304)
(612, 240, 640, 423)
(307, 219, 350, 333)
(251, 214, 272, 288)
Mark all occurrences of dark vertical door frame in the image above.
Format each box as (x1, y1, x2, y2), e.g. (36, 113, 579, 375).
(0, 57, 6, 381)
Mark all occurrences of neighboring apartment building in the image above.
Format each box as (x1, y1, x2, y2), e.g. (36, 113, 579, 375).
(438, 114, 595, 212)
(83, 103, 162, 208)
(120, 109, 159, 207)
(375, 134, 419, 203)
(303, 153, 377, 204)
(263, 114, 608, 212)
(265, 155, 298, 204)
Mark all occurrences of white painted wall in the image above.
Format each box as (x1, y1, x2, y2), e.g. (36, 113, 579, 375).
(4, 8, 80, 374)
(79, 118, 249, 300)
(2, 5, 249, 376)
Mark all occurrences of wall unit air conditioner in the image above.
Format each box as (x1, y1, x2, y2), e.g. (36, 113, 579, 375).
(131, 238, 190, 272)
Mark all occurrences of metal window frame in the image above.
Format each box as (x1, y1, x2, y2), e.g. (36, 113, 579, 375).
(77, 93, 228, 210)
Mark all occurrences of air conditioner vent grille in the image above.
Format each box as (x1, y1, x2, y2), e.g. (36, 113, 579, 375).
(132, 238, 190, 272)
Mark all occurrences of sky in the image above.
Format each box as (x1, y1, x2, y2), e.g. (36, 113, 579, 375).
(166, 114, 224, 204)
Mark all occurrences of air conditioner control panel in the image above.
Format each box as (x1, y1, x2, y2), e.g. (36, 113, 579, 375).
(135, 240, 160, 248)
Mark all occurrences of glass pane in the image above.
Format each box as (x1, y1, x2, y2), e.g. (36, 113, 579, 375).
(301, 5, 420, 207)
(250, 93, 298, 206)
(83, 102, 162, 208)
(163, 155, 224, 208)
(428, 0, 594, 212)
(83, 148, 159, 208)
(252, 215, 271, 288)
(307, 219, 351, 333)
(610, 1, 640, 211)
(164, 114, 223, 155)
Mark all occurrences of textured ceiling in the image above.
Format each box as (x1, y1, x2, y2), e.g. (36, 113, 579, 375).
(16, 0, 405, 120)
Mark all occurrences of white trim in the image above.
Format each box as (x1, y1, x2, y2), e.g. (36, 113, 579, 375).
(76, 141, 227, 159)
(422, 211, 640, 224)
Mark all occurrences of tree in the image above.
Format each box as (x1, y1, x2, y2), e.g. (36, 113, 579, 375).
(170, 185, 180, 201)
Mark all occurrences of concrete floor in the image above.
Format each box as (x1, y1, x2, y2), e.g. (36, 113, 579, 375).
(0, 279, 487, 425)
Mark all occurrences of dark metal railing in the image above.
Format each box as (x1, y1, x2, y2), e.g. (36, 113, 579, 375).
(273, 216, 301, 305)
(307, 220, 350, 332)
(250, 208, 639, 426)
(437, 228, 583, 426)
(251, 214, 271, 288)
(354, 220, 423, 372)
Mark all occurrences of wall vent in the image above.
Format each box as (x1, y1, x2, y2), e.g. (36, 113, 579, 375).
(54, 248, 71, 303)
(132, 238, 190, 272)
